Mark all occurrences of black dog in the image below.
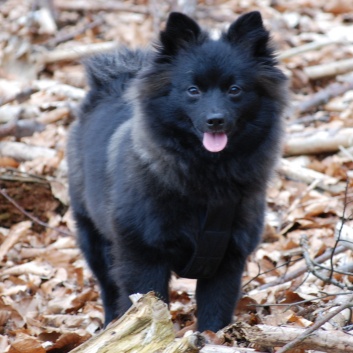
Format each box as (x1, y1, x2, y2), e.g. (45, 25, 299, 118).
(67, 11, 287, 332)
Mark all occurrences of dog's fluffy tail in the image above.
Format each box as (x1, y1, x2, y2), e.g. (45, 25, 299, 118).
(83, 48, 150, 97)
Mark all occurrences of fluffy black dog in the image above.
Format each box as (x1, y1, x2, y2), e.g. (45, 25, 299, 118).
(67, 11, 287, 332)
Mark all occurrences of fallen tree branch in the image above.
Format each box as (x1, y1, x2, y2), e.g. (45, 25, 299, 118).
(278, 158, 346, 194)
(294, 73, 353, 113)
(39, 41, 119, 64)
(279, 39, 346, 60)
(229, 319, 353, 353)
(0, 141, 56, 161)
(284, 128, 353, 157)
(54, 0, 149, 14)
(304, 58, 353, 80)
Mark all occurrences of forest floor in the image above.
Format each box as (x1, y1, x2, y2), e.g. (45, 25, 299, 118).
(0, 0, 353, 352)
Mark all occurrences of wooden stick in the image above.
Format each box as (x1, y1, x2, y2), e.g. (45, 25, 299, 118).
(284, 128, 353, 157)
(279, 39, 346, 60)
(294, 73, 353, 113)
(0, 141, 56, 161)
(305, 58, 353, 80)
(45, 17, 104, 48)
(54, 1, 148, 14)
(39, 42, 119, 64)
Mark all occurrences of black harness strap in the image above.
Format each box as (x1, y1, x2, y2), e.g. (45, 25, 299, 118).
(176, 200, 236, 279)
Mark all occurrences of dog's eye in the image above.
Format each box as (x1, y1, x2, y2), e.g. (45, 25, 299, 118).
(187, 86, 200, 96)
(228, 85, 241, 96)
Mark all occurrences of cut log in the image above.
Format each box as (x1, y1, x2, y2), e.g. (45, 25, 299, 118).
(69, 292, 205, 353)
(68, 292, 264, 352)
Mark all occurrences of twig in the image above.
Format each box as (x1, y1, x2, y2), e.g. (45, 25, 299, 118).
(0, 167, 49, 184)
(243, 257, 302, 289)
(255, 244, 348, 291)
(256, 291, 353, 308)
(300, 234, 352, 290)
(45, 17, 104, 48)
(0, 188, 72, 236)
(338, 145, 353, 162)
(330, 177, 350, 278)
(275, 293, 353, 353)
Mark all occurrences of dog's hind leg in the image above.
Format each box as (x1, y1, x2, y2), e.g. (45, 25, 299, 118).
(73, 210, 119, 326)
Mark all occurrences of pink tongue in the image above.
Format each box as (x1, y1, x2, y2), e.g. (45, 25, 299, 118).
(202, 132, 228, 152)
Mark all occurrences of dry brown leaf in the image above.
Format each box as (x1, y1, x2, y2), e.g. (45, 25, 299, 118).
(0, 221, 31, 262)
(46, 332, 91, 352)
(8, 334, 45, 353)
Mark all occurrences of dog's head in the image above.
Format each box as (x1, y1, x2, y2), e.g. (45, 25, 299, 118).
(137, 12, 287, 155)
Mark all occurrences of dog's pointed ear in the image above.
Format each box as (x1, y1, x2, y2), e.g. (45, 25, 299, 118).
(226, 11, 271, 57)
(159, 12, 202, 58)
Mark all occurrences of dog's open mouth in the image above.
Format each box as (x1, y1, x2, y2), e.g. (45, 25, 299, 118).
(203, 132, 228, 153)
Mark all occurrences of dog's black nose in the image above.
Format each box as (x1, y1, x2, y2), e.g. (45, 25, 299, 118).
(206, 113, 225, 129)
